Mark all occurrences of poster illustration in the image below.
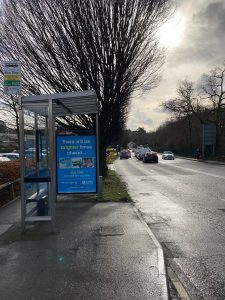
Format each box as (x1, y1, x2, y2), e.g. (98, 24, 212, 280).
(57, 135, 97, 193)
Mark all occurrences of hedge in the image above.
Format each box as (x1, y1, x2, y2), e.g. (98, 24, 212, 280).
(0, 161, 20, 184)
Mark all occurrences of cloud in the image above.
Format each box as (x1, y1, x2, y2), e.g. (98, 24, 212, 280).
(127, 93, 169, 131)
(127, 0, 225, 132)
(170, 0, 225, 66)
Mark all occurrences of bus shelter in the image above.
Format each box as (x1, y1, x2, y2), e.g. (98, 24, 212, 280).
(19, 90, 99, 231)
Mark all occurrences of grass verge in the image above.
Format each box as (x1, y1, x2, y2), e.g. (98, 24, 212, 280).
(0, 166, 131, 209)
(102, 169, 131, 202)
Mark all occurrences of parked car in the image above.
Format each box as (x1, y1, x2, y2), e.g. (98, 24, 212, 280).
(142, 151, 158, 163)
(162, 151, 175, 160)
(0, 153, 19, 161)
(119, 149, 131, 159)
(0, 156, 11, 162)
(25, 149, 35, 159)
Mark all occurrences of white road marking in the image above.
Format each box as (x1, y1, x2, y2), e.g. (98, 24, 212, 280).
(172, 165, 225, 180)
(116, 156, 225, 180)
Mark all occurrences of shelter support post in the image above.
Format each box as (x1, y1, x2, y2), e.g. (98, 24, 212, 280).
(96, 112, 101, 201)
(49, 99, 56, 232)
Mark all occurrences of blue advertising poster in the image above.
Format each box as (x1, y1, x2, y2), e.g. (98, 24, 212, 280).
(57, 135, 97, 194)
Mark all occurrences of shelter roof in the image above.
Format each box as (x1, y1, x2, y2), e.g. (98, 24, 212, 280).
(21, 90, 98, 116)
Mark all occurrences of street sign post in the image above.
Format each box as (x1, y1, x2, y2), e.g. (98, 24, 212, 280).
(3, 61, 21, 95)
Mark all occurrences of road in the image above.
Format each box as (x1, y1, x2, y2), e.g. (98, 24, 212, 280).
(114, 155, 225, 300)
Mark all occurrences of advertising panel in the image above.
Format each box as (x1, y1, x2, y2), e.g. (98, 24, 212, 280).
(57, 135, 97, 194)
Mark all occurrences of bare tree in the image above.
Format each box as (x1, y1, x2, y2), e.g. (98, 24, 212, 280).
(200, 62, 225, 127)
(0, 92, 20, 141)
(0, 0, 171, 174)
(161, 80, 198, 147)
(198, 62, 225, 154)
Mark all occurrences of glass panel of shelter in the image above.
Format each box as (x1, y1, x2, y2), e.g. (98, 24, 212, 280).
(23, 106, 51, 219)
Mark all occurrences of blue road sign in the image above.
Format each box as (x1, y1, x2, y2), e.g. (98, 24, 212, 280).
(202, 124, 216, 145)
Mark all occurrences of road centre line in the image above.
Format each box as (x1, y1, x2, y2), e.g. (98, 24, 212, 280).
(171, 165, 225, 180)
(128, 158, 225, 180)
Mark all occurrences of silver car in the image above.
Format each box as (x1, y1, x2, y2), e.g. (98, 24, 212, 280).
(162, 151, 175, 160)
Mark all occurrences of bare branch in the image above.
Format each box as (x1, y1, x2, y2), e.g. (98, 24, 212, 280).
(0, 0, 172, 173)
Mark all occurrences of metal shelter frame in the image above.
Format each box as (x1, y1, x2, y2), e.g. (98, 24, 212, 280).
(19, 90, 99, 231)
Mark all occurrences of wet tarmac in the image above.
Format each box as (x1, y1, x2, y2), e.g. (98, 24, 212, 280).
(0, 201, 168, 300)
(114, 156, 225, 299)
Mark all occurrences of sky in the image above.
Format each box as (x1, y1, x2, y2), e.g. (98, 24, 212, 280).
(126, 0, 225, 132)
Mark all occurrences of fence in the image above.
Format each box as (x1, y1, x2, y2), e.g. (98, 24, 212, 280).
(0, 178, 20, 202)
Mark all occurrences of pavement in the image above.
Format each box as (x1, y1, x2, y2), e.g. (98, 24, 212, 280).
(0, 197, 169, 300)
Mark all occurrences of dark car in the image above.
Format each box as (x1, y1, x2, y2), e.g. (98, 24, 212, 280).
(136, 147, 151, 160)
(120, 149, 131, 159)
(142, 151, 158, 163)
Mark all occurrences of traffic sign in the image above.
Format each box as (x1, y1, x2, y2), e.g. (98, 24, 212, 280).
(202, 124, 216, 145)
(3, 61, 21, 95)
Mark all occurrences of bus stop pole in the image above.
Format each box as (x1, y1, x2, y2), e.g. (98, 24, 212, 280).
(19, 96, 26, 232)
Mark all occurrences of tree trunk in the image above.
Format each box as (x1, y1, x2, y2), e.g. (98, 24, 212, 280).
(187, 116, 192, 148)
(99, 147, 107, 177)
